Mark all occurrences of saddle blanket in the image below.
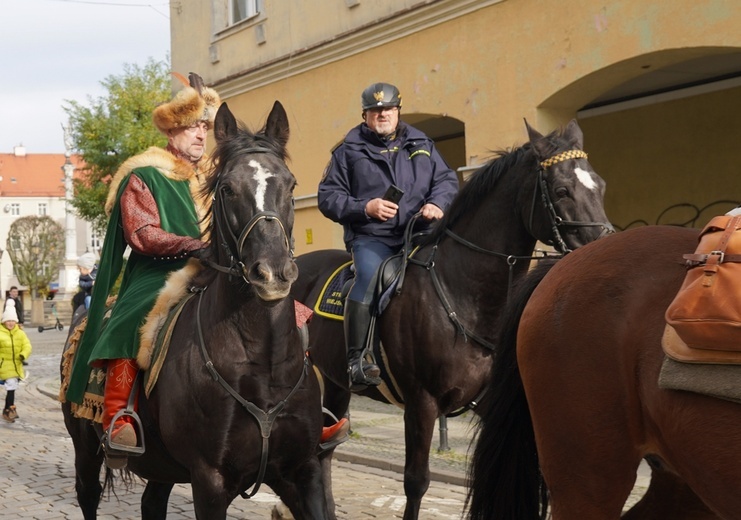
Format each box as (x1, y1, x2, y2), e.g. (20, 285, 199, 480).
(59, 315, 106, 423)
(659, 324, 741, 404)
(314, 261, 353, 320)
(659, 357, 741, 405)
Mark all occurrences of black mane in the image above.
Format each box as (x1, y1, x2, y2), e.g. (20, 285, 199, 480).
(421, 143, 534, 245)
(422, 127, 576, 246)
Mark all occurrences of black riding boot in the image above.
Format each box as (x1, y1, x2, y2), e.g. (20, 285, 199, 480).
(344, 300, 381, 389)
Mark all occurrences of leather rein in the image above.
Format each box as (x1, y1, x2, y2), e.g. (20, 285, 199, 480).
(411, 149, 605, 351)
(191, 146, 305, 499)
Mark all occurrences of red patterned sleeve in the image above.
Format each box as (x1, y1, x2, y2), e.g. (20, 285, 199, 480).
(120, 174, 205, 258)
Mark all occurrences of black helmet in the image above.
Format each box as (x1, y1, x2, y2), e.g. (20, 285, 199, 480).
(361, 82, 402, 110)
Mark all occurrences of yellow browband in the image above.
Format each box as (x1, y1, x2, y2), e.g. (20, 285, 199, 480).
(540, 150, 588, 169)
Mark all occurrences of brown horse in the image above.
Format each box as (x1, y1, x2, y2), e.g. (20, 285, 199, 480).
(291, 120, 613, 520)
(62, 102, 330, 519)
(467, 225, 737, 520)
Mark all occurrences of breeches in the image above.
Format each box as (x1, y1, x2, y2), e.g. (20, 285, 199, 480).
(349, 237, 400, 303)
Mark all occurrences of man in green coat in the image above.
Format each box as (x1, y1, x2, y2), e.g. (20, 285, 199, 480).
(65, 73, 220, 468)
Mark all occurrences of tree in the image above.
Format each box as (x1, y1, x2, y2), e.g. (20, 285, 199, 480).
(64, 58, 171, 233)
(6, 216, 65, 299)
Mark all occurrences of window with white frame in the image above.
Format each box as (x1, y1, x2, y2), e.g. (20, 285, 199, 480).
(38, 203, 47, 216)
(230, 0, 258, 25)
(90, 229, 103, 254)
(10, 203, 19, 216)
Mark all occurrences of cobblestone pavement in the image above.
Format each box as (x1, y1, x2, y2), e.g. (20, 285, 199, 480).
(0, 327, 648, 518)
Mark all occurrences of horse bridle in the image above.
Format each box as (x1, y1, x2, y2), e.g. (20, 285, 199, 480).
(529, 149, 615, 254)
(192, 146, 304, 498)
(412, 150, 613, 415)
(430, 149, 613, 339)
(202, 146, 294, 284)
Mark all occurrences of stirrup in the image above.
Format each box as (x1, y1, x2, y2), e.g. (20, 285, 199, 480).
(349, 363, 381, 391)
(105, 408, 145, 456)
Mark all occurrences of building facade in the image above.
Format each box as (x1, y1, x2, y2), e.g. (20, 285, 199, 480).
(0, 146, 97, 308)
(170, 0, 741, 254)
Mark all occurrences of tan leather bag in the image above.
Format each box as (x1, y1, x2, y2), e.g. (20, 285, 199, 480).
(665, 215, 741, 354)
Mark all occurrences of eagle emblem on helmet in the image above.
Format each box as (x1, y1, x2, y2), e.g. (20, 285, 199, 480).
(373, 91, 385, 102)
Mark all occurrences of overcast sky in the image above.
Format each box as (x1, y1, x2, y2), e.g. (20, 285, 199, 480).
(2, 0, 171, 154)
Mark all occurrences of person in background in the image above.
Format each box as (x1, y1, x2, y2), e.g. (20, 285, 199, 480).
(0, 299, 32, 423)
(4, 286, 24, 329)
(72, 252, 97, 312)
(318, 82, 459, 390)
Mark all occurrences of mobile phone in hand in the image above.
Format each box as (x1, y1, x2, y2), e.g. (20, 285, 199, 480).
(383, 185, 404, 204)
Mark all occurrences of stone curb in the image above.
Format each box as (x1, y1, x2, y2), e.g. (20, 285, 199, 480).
(35, 377, 468, 486)
(333, 449, 466, 486)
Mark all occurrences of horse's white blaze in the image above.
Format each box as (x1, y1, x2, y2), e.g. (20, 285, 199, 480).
(250, 159, 275, 210)
(575, 167, 597, 190)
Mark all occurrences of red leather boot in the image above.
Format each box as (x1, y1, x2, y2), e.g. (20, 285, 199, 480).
(103, 358, 138, 463)
(321, 417, 350, 444)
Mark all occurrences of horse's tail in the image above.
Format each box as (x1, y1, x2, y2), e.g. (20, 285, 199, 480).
(466, 259, 557, 520)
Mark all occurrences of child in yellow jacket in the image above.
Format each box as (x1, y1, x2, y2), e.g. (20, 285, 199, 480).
(0, 299, 32, 422)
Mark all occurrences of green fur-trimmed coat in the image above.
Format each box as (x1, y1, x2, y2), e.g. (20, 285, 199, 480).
(65, 147, 207, 405)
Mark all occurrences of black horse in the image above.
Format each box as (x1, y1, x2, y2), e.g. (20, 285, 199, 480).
(290, 120, 613, 520)
(62, 102, 330, 519)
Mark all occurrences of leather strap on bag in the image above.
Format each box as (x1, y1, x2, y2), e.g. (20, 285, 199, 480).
(682, 215, 741, 266)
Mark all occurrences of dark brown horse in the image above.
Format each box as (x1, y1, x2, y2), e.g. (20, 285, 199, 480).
(291, 120, 613, 520)
(62, 102, 330, 519)
(467, 225, 738, 520)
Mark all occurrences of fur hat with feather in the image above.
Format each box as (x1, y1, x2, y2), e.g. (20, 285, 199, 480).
(152, 72, 221, 134)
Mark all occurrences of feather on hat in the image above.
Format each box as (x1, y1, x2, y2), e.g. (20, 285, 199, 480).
(152, 72, 221, 134)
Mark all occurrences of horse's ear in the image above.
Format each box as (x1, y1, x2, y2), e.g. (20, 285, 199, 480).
(265, 101, 290, 151)
(213, 102, 238, 143)
(562, 119, 584, 149)
(524, 119, 550, 159)
(524, 118, 543, 142)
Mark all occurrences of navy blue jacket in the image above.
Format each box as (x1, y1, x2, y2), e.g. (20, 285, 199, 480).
(318, 122, 459, 249)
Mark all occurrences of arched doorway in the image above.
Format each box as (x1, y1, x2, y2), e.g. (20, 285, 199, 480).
(401, 113, 466, 183)
(540, 48, 741, 229)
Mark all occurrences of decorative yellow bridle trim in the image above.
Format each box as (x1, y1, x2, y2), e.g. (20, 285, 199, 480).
(540, 149, 588, 169)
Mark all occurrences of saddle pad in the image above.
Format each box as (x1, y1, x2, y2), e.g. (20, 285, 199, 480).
(659, 356, 741, 406)
(143, 292, 195, 397)
(59, 316, 106, 423)
(314, 261, 353, 320)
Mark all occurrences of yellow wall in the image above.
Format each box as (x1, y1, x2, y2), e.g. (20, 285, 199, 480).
(171, 0, 741, 254)
(579, 86, 741, 230)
